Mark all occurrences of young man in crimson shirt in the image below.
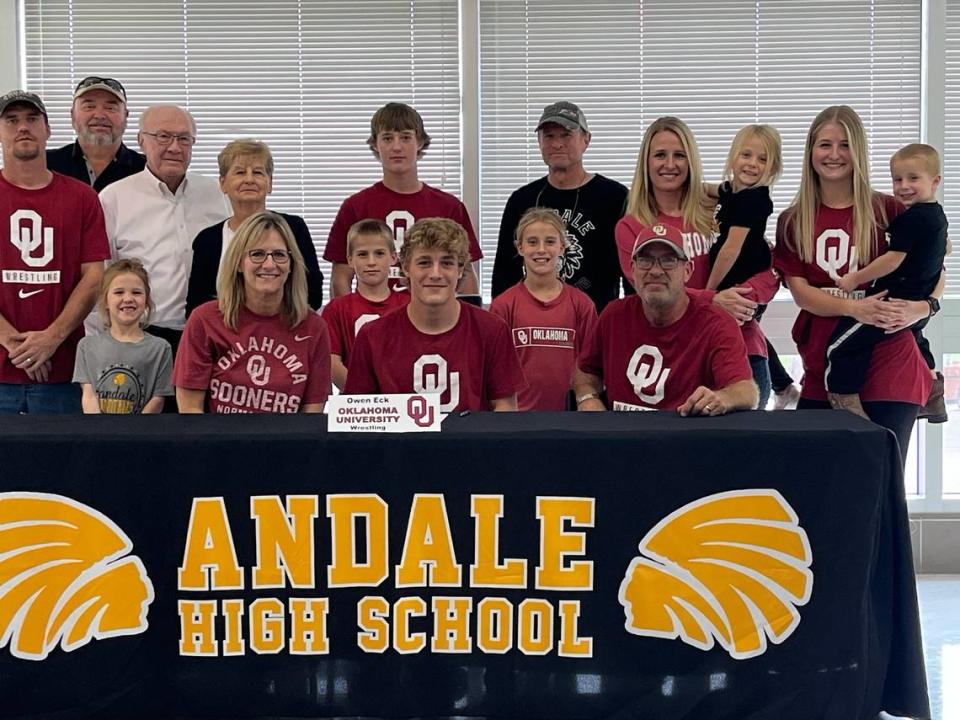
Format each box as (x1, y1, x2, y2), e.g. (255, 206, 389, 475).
(344, 218, 524, 413)
(324, 102, 482, 298)
(0, 91, 109, 414)
(573, 223, 757, 415)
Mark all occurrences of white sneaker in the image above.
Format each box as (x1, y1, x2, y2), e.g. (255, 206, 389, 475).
(773, 384, 801, 410)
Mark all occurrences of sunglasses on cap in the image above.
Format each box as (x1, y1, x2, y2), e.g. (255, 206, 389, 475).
(74, 76, 127, 99)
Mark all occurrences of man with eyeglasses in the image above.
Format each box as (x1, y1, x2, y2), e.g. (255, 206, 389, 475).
(98, 104, 228, 361)
(0, 90, 109, 414)
(46, 76, 145, 193)
(491, 101, 629, 313)
(573, 223, 757, 415)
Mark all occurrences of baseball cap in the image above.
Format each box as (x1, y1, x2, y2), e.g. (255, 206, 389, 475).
(74, 76, 127, 103)
(631, 223, 688, 261)
(536, 101, 589, 133)
(0, 90, 47, 118)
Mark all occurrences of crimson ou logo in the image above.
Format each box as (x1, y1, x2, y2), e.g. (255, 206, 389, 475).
(815, 229, 857, 281)
(627, 345, 669, 405)
(406, 395, 435, 427)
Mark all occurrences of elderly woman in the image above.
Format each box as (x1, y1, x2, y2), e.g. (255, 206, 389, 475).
(173, 211, 331, 414)
(615, 116, 780, 406)
(185, 139, 323, 315)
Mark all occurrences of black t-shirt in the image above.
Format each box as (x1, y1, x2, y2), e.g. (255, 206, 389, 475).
(874, 201, 948, 299)
(46, 141, 146, 193)
(709, 181, 773, 290)
(491, 174, 629, 312)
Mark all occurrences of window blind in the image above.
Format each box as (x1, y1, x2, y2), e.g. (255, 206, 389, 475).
(479, 0, 921, 301)
(23, 0, 463, 289)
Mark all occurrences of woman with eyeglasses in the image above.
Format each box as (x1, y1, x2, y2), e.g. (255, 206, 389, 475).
(614, 117, 780, 407)
(173, 212, 331, 414)
(185, 139, 324, 317)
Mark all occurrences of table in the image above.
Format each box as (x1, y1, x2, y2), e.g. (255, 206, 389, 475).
(0, 411, 929, 719)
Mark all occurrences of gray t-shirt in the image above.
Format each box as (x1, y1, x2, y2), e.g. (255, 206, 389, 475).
(73, 332, 174, 414)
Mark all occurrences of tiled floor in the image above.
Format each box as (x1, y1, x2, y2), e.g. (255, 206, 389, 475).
(917, 575, 960, 720)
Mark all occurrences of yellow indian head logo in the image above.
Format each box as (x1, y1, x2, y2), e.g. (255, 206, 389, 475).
(0, 492, 154, 661)
(619, 489, 812, 660)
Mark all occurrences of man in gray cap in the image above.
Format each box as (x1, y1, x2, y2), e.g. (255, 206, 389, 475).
(47, 76, 145, 192)
(0, 90, 109, 413)
(491, 100, 629, 312)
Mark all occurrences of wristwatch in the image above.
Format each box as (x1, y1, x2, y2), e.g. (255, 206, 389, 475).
(576, 392, 601, 406)
(926, 297, 941, 317)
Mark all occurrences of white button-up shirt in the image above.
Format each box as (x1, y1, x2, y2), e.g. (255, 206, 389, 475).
(99, 169, 229, 330)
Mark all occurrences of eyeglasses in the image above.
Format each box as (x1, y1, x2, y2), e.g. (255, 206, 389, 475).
(248, 249, 290, 265)
(74, 76, 127, 99)
(633, 255, 682, 270)
(141, 131, 196, 147)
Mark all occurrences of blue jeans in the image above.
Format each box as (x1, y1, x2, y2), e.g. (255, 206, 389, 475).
(749, 354, 772, 410)
(0, 383, 82, 414)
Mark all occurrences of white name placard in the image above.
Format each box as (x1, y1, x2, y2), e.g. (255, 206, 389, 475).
(327, 394, 443, 433)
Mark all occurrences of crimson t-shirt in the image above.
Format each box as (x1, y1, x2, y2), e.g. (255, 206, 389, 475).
(344, 302, 525, 413)
(773, 195, 931, 404)
(323, 182, 483, 272)
(616, 212, 774, 357)
(578, 292, 752, 411)
(490, 282, 598, 410)
(321, 290, 410, 366)
(173, 302, 331, 413)
(0, 172, 109, 383)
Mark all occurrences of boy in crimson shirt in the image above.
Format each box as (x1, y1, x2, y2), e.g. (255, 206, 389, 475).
(574, 223, 756, 415)
(324, 102, 482, 298)
(321, 219, 409, 389)
(0, 91, 108, 414)
(344, 218, 524, 412)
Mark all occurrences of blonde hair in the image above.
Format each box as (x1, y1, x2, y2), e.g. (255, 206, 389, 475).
(217, 211, 309, 330)
(626, 116, 714, 237)
(97, 258, 153, 328)
(786, 105, 886, 264)
(514, 207, 568, 249)
(347, 218, 395, 255)
(399, 218, 470, 270)
(891, 143, 941, 177)
(723, 124, 782, 187)
(218, 138, 273, 177)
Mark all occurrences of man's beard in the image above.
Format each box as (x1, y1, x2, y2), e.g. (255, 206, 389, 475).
(12, 144, 41, 161)
(78, 128, 120, 146)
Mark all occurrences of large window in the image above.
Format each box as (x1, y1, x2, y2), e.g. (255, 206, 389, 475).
(23, 0, 463, 273)
(478, 0, 921, 299)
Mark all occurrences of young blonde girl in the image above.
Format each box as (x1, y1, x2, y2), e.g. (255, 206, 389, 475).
(490, 208, 598, 411)
(73, 259, 173, 414)
(707, 124, 782, 292)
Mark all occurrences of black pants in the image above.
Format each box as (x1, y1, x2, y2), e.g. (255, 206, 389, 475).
(767, 340, 794, 393)
(798, 398, 918, 469)
(146, 325, 183, 413)
(826, 317, 933, 394)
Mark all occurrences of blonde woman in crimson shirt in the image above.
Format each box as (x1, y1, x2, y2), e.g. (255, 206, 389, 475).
(774, 106, 931, 466)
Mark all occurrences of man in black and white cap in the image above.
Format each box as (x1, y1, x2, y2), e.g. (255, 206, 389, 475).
(491, 100, 629, 312)
(47, 76, 145, 193)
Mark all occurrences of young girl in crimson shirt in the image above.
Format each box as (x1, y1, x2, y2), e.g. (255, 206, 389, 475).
(490, 208, 597, 411)
(773, 105, 931, 467)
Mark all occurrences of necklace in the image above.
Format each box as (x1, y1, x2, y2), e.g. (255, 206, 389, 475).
(535, 181, 581, 228)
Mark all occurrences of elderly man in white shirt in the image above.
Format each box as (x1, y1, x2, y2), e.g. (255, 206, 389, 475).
(98, 105, 229, 356)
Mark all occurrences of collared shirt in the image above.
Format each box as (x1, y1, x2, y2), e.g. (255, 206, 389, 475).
(46, 141, 146, 193)
(99, 169, 229, 330)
